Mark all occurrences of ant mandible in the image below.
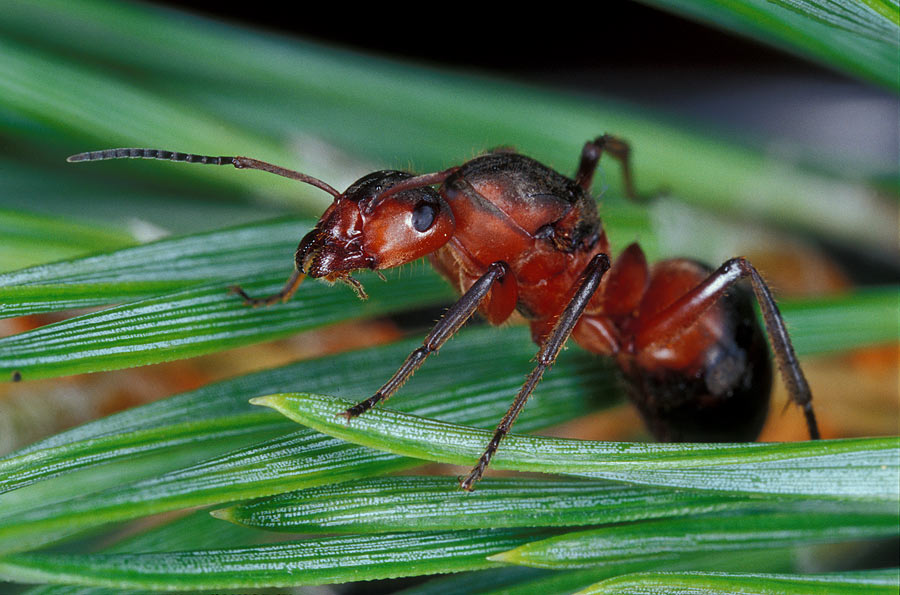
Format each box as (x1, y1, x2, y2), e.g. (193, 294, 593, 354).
(68, 136, 819, 490)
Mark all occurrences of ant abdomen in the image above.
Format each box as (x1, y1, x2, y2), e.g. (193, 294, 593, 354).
(623, 273, 773, 443)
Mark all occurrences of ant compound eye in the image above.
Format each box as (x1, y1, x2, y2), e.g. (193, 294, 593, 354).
(412, 202, 437, 232)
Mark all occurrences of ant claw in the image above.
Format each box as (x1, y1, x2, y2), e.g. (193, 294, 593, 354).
(337, 407, 357, 422)
(458, 473, 477, 492)
(623, 185, 669, 205)
(643, 185, 672, 203)
(339, 396, 381, 421)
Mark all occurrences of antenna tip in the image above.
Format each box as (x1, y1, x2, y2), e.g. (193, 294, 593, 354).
(66, 153, 88, 163)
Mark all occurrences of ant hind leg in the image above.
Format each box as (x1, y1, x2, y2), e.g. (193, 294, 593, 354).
(575, 134, 639, 199)
(633, 257, 819, 440)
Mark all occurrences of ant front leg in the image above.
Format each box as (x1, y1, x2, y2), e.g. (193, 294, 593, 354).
(575, 134, 639, 199)
(229, 269, 305, 307)
(341, 261, 509, 420)
(634, 257, 819, 440)
(460, 253, 611, 491)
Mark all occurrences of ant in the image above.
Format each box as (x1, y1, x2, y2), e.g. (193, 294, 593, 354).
(68, 137, 819, 490)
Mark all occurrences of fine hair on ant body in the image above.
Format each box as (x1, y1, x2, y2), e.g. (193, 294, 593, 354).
(68, 136, 819, 491)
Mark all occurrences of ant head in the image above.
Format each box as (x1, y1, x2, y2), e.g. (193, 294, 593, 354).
(296, 170, 455, 282)
(64, 149, 454, 295)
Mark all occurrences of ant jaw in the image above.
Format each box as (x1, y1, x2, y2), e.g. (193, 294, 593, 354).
(296, 227, 376, 281)
(296, 230, 374, 301)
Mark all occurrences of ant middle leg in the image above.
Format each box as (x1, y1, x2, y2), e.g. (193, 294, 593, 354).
(341, 261, 510, 420)
(634, 257, 819, 440)
(460, 252, 611, 491)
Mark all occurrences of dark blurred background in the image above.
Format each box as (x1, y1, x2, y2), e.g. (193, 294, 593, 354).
(157, 1, 899, 176)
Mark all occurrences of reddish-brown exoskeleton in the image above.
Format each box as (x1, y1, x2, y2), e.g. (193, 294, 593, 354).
(68, 137, 819, 490)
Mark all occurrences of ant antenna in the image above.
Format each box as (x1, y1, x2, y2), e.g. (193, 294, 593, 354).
(376, 167, 460, 202)
(67, 148, 342, 198)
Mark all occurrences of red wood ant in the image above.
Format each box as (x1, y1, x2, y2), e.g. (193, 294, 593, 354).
(68, 137, 819, 490)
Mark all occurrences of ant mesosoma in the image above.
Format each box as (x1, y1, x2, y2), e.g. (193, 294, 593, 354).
(68, 136, 819, 490)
